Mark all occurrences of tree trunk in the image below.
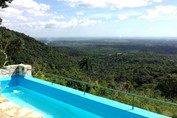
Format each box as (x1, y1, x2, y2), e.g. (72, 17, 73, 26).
(3, 51, 8, 66)
(0, 50, 8, 66)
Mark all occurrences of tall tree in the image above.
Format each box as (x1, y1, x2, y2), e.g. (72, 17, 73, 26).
(0, 29, 24, 66)
(0, 0, 23, 67)
(78, 57, 94, 71)
(0, 18, 2, 25)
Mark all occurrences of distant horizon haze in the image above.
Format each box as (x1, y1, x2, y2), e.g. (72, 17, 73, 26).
(36, 37, 177, 41)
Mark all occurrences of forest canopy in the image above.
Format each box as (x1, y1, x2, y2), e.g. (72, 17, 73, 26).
(1, 25, 177, 117)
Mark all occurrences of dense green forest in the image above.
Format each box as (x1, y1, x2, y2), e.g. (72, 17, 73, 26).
(1, 27, 177, 117)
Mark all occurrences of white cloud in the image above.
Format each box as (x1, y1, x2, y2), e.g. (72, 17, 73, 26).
(17, 16, 28, 21)
(152, 0, 162, 2)
(117, 11, 143, 20)
(0, 0, 53, 29)
(76, 11, 84, 15)
(26, 10, 49, 16)
(148, 0, 162, 5)
(0, 0, 50, 20)
(18, 19, 102, 29)
(140, 5, 177, 19)
(79, 18, 102, 26)
(61, 0, 161, 8)
(87, 13, 112, 20)
(1, 0, 101, 30)
(118, 14, 128, 20)
(1, 19, 12, 27)
(45, 19, 102, 28)
(53, 15, 65, 19)
(9, 0, 50, 11)
(0, 7, 22, 17)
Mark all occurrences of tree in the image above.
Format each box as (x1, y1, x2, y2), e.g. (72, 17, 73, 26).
(157, 74, 177, 98)
(0, 18, 2, 25)
(0, 0, 13, 25)
(78, 57, 94, 71)
(0, 0, 13, 8)
(0, 29, 24, 66)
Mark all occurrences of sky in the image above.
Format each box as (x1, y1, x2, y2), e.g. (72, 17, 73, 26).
(0, 0, 177, 38)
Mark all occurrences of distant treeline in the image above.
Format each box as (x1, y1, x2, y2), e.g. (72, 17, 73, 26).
(45, 39, 177, 54)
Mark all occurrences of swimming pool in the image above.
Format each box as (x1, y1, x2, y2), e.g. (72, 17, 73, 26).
(0, 75, 170, 118)
(2, 86, 102, 118)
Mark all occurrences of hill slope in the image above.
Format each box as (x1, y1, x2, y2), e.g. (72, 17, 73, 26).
(0, 27, 75, 71)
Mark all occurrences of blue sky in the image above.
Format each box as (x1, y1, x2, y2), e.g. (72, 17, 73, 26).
(0, 0, 177, 38)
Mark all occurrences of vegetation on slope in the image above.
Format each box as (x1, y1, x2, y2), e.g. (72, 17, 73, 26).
(0, 27, 177, 117)
(0, 27, 75, 71)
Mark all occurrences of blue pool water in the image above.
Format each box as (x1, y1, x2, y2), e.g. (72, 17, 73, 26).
(0, 76, 170, 118)
(2, 86, 102, 118)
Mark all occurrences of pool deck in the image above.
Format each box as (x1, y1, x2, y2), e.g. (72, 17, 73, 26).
(0, 96, 43, 118)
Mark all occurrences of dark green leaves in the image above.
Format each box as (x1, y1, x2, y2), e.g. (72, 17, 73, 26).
(0, 0, 13, 8)
(78, 57, 94, 71)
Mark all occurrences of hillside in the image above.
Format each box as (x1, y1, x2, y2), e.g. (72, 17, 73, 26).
(0, 27, 177, 117)
(0, 27, 76, 71)
(1, 27, 177, 99)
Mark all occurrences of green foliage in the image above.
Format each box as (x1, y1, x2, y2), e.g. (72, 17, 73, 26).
(78, 57, 93, 71)
(157, 75, 177, 98)
(33, 72, 177, 117)
(1, 27, 177, 117)
(0, 27, 24, 66)
(0, 0, 13, 8)
(0, 18, 2, 25)
(89, 88, 97, 94)
(33, 73, 46, 80)
(0, 51, 5, 68)
(0, 27, 73, 70)
(0, 0, 13, 25)
(172, 113, 177, 118)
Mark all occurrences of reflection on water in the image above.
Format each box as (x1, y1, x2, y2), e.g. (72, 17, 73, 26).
(13, 90, 21, 94)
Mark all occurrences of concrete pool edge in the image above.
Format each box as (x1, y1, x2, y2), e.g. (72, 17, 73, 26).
(0, 75, 171, 118)
(0, 95, 43, 118)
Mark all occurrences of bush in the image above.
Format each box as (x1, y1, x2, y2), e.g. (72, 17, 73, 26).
(172, 113, 177, 118)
